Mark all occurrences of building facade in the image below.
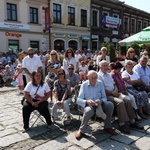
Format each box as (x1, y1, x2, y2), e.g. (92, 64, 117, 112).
(91, 0, 150, 50)
(0, 0, 49, 53)
(50, 0, 91, 51)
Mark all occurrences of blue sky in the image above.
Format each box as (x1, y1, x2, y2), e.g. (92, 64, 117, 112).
(120, 0, 150, 13)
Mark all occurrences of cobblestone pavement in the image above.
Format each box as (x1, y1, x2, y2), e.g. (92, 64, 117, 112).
(0, 90, 150, 150)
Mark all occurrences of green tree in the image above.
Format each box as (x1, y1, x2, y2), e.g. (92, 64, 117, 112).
(102, 42, 116, 62)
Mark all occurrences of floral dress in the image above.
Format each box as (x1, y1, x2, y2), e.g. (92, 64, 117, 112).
(45, 61, 61, 89)
(53, 79, 71, 101)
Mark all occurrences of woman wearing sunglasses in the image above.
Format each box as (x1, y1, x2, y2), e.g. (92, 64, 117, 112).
(125, 48, 138, 65)
(51, 68, 72, 125)
(45, 50, 61, 103)
(63, 48, 77, 74)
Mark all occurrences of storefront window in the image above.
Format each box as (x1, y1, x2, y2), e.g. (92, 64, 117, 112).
(54, 40, 64, 51)
(92, 41, 97, 50)
(68, 40, 78, 50)
(30, 41, 39, 50)
(8, 39, 19, 53)
(82, 40, 88, 50)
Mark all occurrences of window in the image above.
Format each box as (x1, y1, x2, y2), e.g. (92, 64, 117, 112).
(68, 40, 78, 50)
(30, 41, 39, 50)
(92, 10, 98, 27)
(92, 41, 98, 50)
(113, 14, 119, 18)
(131, 18, 136, 33)
(137, 20, 142, 32)
(81, 9, 87, 27)
(7, 3, 17, 21)
(54, 40, 64, 51)
(30, 7, 38, 23)
(8, 40, 19, 53)
(68, 7, 75, 25)
(102, 11, 109, 28)
(123, 17, 129, 32)
(102, 11, 109, 16)
(82, 40, 88, 50)
(53, 3, 61, 24)
(143, 21, 148, 28)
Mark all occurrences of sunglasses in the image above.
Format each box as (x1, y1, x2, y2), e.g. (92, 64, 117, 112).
(58, 73, 64, 75)
(51, 53, 56, 55)
(28, 53, 34, 56)
(129, 51, 134, 53)
(127, 63, 133, 66)
(68, 68, 74, 70)
(67, 51, 72, 53)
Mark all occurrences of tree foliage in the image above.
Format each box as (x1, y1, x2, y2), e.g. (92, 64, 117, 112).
(102, 42, 116, 62)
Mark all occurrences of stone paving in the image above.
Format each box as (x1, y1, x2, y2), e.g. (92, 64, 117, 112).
(0, 89, 150, 150)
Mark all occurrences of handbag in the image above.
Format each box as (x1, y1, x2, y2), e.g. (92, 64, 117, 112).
(133, 84, 145, 91)
(21, 85, 40, 105)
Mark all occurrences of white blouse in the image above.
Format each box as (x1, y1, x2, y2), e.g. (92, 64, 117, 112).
(122, 70, 140, 87)
(24, 82, 50, 100)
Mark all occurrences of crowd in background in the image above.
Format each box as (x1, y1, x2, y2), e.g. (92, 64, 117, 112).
(0, 46, 150, 136)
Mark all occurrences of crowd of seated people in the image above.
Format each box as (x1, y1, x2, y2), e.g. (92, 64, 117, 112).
(1, 46, 150, 139)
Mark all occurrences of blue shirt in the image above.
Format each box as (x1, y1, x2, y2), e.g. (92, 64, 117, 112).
(77, 80, 107, 108)
(133, 63, 150, 86)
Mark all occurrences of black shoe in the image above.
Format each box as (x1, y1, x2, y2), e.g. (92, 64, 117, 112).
(119, 125, 130, 134)
(130, 122, 144, 130)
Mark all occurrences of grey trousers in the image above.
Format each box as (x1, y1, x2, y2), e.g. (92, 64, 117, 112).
(107, 96, 136, 123)
(79, 101, 114, 134)
(51, 98, 72, 117)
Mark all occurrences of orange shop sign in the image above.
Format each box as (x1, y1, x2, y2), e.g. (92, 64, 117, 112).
(5, 32, 22, 38)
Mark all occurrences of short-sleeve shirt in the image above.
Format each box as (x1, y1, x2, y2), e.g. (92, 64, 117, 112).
(53, 79, 71, 100)
(98, 70, 115, 92)
(24, 82, 50, 100)
(122, 70, 140, 87)
(66, 73, 79, 87)
(22, 55, 42, 73)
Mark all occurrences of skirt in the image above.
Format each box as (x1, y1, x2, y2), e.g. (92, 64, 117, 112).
(127, 87, 149, 109)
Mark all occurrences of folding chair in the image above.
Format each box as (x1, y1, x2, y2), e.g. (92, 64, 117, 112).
(22, 97, 46, 128)
(29, 110, 46, 128)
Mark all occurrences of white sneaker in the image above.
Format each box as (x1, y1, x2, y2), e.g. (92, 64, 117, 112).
(96, 105, 107, 120)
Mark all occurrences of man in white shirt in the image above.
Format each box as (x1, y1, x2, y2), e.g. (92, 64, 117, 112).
(22, 47, 42, 83)
(133, 56, 150, 92)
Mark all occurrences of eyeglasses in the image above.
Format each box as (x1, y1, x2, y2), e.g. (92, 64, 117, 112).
(51, 53, 56, 55)
(28, 53, 34, 56)
(58, 73, 64, 75)
(129, 51, 134, 53)
(67, 51, 72, 53)
(68, 68, 74, 70)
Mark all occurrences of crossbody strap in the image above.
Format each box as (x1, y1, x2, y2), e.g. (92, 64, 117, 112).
(34, 85, 40, 95)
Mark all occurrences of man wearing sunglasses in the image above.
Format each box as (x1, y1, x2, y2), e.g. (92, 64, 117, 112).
(66, 64, 79, 94)
(22, 47, 42, 83)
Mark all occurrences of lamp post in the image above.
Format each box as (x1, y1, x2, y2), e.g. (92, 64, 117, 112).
(48, 0, 51, 50)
